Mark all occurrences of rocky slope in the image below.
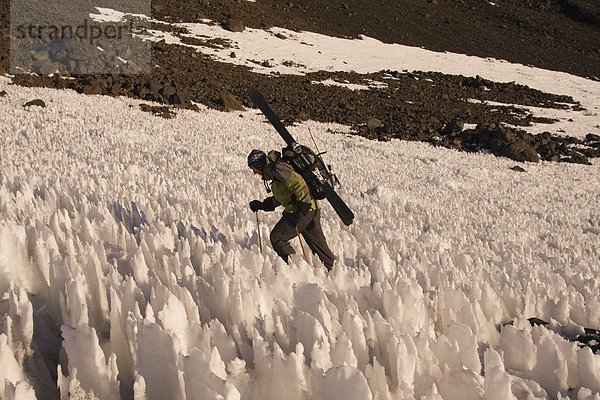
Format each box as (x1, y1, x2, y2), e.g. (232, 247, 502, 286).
(150, 0, 600, 80)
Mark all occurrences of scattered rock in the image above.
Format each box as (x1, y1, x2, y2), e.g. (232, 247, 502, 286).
(162, 85, 177, 97)
(475, 124, 540, 162)
(443, 119, 464, 134)
(427, 116, 441, 128)
(23, 99, 46, 108)
(563, 151, 591, 165)
(149, 80, 162, 94)
(511, 165, 526, 172)
(0, 90, 6, 97)
(140, 104, 175, 119)
(586, 133, 600, 143)
(367, 117, 383, 130)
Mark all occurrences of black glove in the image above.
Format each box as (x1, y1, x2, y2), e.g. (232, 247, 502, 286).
(262, 197, 278, 211)
(250, 197, 278, 212)
(249, 200, 263, 212)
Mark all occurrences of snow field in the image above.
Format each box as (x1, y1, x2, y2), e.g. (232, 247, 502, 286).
(0, 80, 599, 399)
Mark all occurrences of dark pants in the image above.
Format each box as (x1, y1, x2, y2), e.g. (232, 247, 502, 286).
(270, 209, 335, 270)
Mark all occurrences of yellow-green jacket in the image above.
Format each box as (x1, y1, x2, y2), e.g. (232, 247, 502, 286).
(263, 159, 317, 213)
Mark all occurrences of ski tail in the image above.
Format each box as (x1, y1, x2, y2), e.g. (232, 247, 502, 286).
(248, 88, 296, 145)
(323, 184, 354, 226)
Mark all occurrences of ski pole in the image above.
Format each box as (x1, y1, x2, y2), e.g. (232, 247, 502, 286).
(296, 227, 310, 265)
(256, 212, 263, 253)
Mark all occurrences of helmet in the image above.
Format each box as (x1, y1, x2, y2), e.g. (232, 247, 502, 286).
(247, 149, 267, 170)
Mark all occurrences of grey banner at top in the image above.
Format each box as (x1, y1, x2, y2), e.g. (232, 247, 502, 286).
(10, 0, 151, 75)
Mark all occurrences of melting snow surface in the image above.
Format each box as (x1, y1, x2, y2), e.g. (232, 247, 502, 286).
(1, 76, 599, 399)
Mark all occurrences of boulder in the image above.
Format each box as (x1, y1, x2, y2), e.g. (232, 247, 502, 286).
(32, 50, 50, 61)
(585, 133, 600, 144)
(171, 91, 191, 106)
(149, 80, 162, 94)
(488, 125, 517, 143)
(162, 85, 177, 97)
(499, 141, 540, 163)
(367, 117, 383, 130)
(220, 93, 245, 112)
(563, 149, 590, 165)
(224, 19, 245, 32)
(82, 84, 104, 95)
(474, 123, 539, 162)
(23, 99, 46, 108)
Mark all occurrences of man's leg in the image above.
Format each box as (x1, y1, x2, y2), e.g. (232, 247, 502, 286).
(270, 211, 315, 263)
(301, 210, 335, 270)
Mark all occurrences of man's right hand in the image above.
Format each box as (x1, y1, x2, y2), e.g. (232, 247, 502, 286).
(249, 200, 263, 212)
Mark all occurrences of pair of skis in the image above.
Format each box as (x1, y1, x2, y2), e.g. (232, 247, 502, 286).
(248, 88, 354, 226)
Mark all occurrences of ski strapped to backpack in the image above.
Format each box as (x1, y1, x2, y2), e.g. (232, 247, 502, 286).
(249, 87, 354, 226)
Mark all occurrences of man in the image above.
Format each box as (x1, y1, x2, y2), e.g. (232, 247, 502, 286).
(247, 149, 335, 270)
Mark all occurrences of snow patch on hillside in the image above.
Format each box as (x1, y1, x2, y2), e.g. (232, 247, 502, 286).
(148, 17, 599, 137)
(87, 7, 600, 138)
(312, 79, 388, 91)
(467, 98, 597, 139)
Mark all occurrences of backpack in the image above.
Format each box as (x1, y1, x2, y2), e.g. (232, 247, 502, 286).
(268, 144, 339, 200)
